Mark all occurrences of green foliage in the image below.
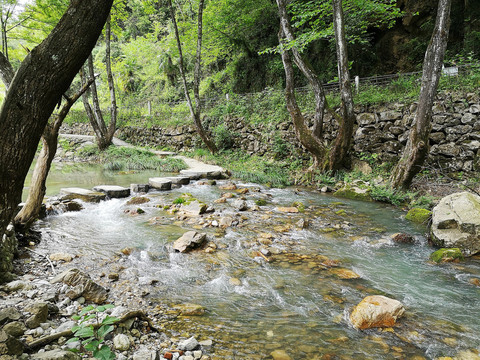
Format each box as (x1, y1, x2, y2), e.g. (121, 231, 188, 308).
(370, 185, 410, 206)
(430, 248, 464, 264)
(68, 304, 117, 360)
(213, 123, 236, 150)
(405, 208, 432, 224)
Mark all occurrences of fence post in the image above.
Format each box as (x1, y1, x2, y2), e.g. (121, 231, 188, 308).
(147, 100, 152, 116)
(355, 76, 360, 94)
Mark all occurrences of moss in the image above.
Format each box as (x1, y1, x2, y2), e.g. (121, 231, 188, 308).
(255, 199, 268, 206)
(292, 201, 305, 212)
(335, 209, 347, 216)
(334, 185, 373, 202)
(405, 208, 431, 224)
(430, 248, 464, 263)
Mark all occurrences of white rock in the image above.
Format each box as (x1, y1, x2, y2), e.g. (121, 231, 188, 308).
(113, 333, 131, 351)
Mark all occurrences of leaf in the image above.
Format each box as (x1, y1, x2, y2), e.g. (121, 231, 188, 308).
(101, 315, 119, 325)
(94, 345, 116, 360)
(66, 337, 80, 344)
(97, 304, 115, 312)
(85, 339, 101, 352)
(97, 324, 114, 340)
(79, 305, 95, 315)
(74, 326, 95, 338)
(72, 315, 81, 321)
(80, 314, 97, 323)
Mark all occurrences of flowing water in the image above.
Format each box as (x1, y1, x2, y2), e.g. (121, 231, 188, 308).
(33, 171, 480, 359)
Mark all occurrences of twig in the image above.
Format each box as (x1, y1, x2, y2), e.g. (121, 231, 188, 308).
(25, 248, 56, 274)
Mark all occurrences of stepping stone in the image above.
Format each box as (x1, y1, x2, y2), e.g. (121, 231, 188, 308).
(149, 178, 172, 191)
(180, 170, 225, 180)
(165, 176, 191, 185)
(92, 185, 130, 198)
(130, 184, 150, 193)
(60, 188, 106, 203)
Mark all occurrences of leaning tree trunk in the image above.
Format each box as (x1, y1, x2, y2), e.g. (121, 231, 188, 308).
(104, 14, 117, 143)
(390, 0, 452, 189)
(0, 0, 113, 241)
(329, 0, 356, 171)
(14, 79, 94, 229)
(168, 0, 217, 153)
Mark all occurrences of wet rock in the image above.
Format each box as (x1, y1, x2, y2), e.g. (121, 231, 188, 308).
(2, 321, 26, 337)
(229, 278, 242, 286)
(430, 248, 464, 263)
(49, 253, 74, 262)
(63, 200, 83, 212)
(180, 201, 207, 216)
(113, 333, 131, 351)
(270, 349, 292, 360)
(173, 231, 207, 253)
(233, 199, 248, 211)
(391, 233, 415, 244)
(0, 308, 21, 325)
(219, 183, 237, 190)
(431, 192, 480, 256)
(149, 178, 173, 191)
(51, 268, 108, 304)
(178, 336, 199, 351)
(2, 280, 32, 293)
(330, 268, 361, 279)
(350, 295, 405, 330)
(31, 349, 81, 359)
(93, 185, 130, 198)
(172, 303, 205, 316)
(277, 207, 299, 213)
(219, 216, 234, 229)
(59, 188, 106, 203)
(405, 208, 431, 224)
(131, 184, 150, 193)
(165, 176, 191, 185)
(214, 197, 226, 204)
(0, 329, 24, 356)
(334, 185, 372, 202)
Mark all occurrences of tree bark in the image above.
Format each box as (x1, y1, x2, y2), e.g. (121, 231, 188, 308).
(390, 0, 452, 189)
(105, 15, 117, 143)
(0, 0, 113, 241)
(0, 51, 13, 88)
(329, 0, 356, 171)
(168, 0, 217, 153)
(14, 79, 94, 228)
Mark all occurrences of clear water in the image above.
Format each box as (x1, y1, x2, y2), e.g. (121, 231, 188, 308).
(36, 180, 480, 359)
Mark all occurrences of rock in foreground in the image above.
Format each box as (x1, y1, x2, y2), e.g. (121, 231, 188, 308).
(431, 192, 480, 256)
(173, 231, 207, 253)
(350, 295, 405, 330)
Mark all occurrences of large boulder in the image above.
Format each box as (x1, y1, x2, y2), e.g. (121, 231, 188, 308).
(350, 295, 405, 330)
(60, 188, 106, 203)
(430, 192, 480, 256)
(51, 268, 108, 304)
(92, 185, 130, 198)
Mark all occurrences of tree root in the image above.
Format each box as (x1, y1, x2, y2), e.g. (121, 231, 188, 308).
(26, 310, 160, 351)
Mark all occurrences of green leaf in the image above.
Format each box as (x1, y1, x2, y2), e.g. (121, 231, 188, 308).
(94, 345, 116, 360)
(74, 326, 95, 338)
(79, 305, 95, 315)
(101, 315, 119, 325)
(85, 339, 101, 352)
(80, 314, 97, 323)
(72, 315, 81, 321)
(66, 337, 80, 344)
(97, 325, 114, 340)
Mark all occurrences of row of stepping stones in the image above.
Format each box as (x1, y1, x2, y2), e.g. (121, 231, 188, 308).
(58, 169, 228, 203)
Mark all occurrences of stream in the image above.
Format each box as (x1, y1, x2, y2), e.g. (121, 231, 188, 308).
(30, 166, 480, 359)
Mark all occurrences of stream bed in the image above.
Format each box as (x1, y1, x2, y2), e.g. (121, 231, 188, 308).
(33, 171, 480, 359)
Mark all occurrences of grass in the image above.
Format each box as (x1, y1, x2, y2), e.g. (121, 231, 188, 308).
(78, 145, 187, 172)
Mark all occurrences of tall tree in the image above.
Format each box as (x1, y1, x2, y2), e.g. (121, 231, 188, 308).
(0, 0, 113, 241)
(276, 0, 355, 171)
(390, 0, 452, 189)
(168, 0, 217, 153)
(81, 15, 118, 150)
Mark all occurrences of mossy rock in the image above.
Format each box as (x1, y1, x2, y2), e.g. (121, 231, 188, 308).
(334, 185, 373, 202)
(405, 208, 431, 224)
(430, 248, 464, 263)
(255, 199, 268, 206)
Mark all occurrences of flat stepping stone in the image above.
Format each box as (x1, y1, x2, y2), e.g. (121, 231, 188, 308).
(149, 178, 172, 191)
(60, 188, 106, 203)
(92, 185, 130, 198)
(130, 184, 150, 193)
(180, 170, 224, 180)
(164, 176, 191, 185)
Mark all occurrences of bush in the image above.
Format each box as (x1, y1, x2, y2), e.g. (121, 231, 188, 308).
(213, 123, 236, 150)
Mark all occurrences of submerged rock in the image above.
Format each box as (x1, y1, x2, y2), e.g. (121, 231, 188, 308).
(172, 303, 205, 316)
(405, 208, 431, 224)
(270, 349, 292, 360)
(431, 192, 480, 256)
(391, 233, 415, 244)
(350, 295, 405, 330)
(173, 231, 207, 253)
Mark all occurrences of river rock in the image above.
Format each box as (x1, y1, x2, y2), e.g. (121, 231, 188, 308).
(180, 201, 207, 216)
(127, 196, 150, 205)
(131, 183, 150, 193)
(2, 280, 32, 293)
(350, 295, 405, 329)
(25, 302, 48, 329)
(172, 303, 205, 316)
(60, 188, 106, 203)
(149, 178, 172, 191)
(233, 199, 248, 211)
(31, 349, 81, 359)
(92, 185, 130, 198)
(113, 333, 131, 351)
(173, 231, 207, 253)
(430, 192, 480, 256)
(2, 321, 26, 337)
(391, 233, 415, 244)
(334, 185, 372, 202)
(51, 268, 108, 304)
(165, 176, 191, 185)
(430, 248, 464, 263)
(0, 308, 21, 325)
(405, 208, 431, 224)
(277, 207, 299, 213)
(132, 348, 160, 360)
(49, 253, 74, 262)
(0, 329, 24, 356)
(270, 349, 292, 360)
(178, 336, 199, 351)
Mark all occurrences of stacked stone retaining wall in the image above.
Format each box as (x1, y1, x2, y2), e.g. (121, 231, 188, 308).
(61, 91, 480, 173)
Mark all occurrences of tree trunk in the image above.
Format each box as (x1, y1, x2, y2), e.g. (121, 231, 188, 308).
(0, 0, 113, 241)
(168, 0, 217, 153)
(14, 79, 94, 228)
(0, 51, 12, 89)
(390, 0, 452, 189)
(278, 28, 327, 168)
(329, 0, 356, 171)
(105, 15, 117, 143)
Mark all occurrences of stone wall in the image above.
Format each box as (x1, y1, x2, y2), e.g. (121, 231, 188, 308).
(0, 224, 17, 283)
(61, 91, 480, 173)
